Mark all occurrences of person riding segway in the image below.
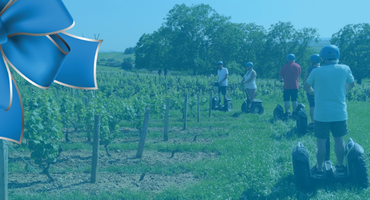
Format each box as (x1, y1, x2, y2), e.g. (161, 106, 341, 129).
(279, 54, 302, 119)
(239, 62, 263, 114)
(274, 54, 303, 121)
(304, 45, 357, 179)
(212, 61, 232, 111)
(292, 45, 368, 190)
(303, 54, 321, 129)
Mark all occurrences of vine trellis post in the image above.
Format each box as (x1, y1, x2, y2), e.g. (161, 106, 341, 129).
(0, 140, 8, 200)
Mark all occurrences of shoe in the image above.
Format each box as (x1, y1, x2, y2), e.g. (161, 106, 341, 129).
(283, 112, 291, 120)
(311, 166, 324, 177)
(335, 165, 346, 175)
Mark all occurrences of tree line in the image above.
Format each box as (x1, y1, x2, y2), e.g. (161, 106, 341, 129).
(134, 4, 370, 82)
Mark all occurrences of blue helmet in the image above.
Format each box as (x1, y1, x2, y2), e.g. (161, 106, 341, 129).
(286, 54, 295, 61)
(309, 54, 321, 64)
(320, 45, 340, 61)
(246, 62, 253, 68)
(217, 61, 223, 65)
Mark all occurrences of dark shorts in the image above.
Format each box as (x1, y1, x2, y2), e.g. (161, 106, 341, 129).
(218, 86, 227, 95)
(283, 89, 298, 101)
(314, 120, 348, 139)
(306, 93, 315, 107)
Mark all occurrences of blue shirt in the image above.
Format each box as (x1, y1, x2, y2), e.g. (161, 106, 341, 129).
(306, 63, 354, 122)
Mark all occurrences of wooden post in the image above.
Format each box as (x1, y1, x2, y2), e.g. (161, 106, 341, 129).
(136, 108, 150, 158)
(85, 97, 91, 142)
(164, 98, 170, 141)
(91, 115, 100, 183)
(0, 140, 8, 200)
(183, 93, 188, 130)
(209, 91, 212, 118)
(197, 92, 200, 123)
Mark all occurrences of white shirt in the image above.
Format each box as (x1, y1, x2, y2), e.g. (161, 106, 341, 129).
(244, 70, 257, 89)
(306, 63, 354, 122)
(217, 68, 229, 86)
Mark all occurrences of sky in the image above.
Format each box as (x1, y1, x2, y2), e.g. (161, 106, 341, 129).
(62, 0, 370, 52)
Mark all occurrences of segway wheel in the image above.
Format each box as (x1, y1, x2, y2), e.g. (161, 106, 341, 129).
(349, 155, 369, 188)
(227, 101, 232, 111)
(292, 160, 311, 191)
(296, 115, 307, 135)
(241, 102, 247, 113)
(251, 104, 264, 115)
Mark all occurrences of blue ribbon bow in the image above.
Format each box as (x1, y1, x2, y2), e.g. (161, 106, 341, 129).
(0, 0, 102, 144)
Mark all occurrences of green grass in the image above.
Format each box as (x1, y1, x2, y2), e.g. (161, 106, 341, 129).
(9, 87, 370, 199)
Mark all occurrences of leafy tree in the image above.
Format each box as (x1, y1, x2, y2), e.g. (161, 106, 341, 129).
(135, 28, 171, 72)
(135, 5, 319, 78)
(331, 23, 370, 84)
(121, 57, 134, 70)
(262, 21, 320, 78)
(135, 4, 233, 75)
(163, 4, 230, 75)
(124, 47, 136, 54)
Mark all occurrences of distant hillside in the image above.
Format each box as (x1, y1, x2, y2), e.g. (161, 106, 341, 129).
(97, 52, 135, 62)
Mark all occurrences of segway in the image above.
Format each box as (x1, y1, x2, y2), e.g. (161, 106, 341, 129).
(211, 83, 232, 112)
(292, 137, 369, 191)
(296, 104, 308, 134)
(273, 103, 306, 121)
(241, 90, 263, 114)
(273, 104, 284, 121)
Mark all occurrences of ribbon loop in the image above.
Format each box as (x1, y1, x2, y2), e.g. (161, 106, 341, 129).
(1, 0, 74, 36)
(0, 19, 7, 44)
(55, 33, 101, 89)
(0, 0, 101, 144)
(1, 34, 70, 88)
(0, 56, 11, 111)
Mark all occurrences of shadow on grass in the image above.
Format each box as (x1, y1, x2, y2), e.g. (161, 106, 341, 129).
(231, 111, 243, 118)
(240, 174, 368, 200)
(36, 180, 91, 193)
(239, 175, 316, 200)
(270, 127, 299, 141)
(9, 181, 44, 189)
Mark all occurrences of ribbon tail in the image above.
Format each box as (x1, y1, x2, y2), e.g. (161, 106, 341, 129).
(55, 32, 102, 89)
(0, 52, 12, 111)
(0, 74, 24, 144)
